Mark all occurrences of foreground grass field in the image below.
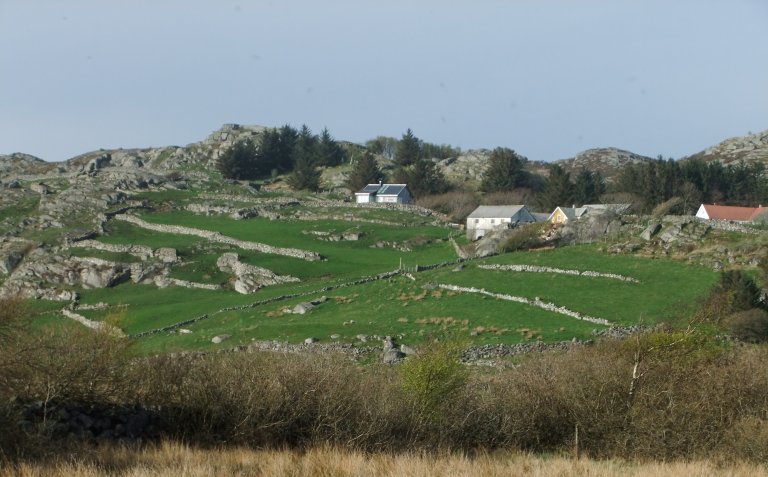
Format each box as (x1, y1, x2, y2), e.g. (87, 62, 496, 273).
(4, 442, 766, 477)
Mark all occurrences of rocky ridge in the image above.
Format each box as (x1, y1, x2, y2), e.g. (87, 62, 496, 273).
(684, 129, 768, 165)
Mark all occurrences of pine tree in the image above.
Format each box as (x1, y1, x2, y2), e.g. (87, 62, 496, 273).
(258, 128, 283, 176)
(539, 164, 574, 210)
(316, 127, 345, 167)
(395, 128, 422, 167)
(287, 154, 321, 191)
(394, 158, 449, 198)
(217, 139, 258, 180)
(480, 147, 529, 193)
(276, 124, 298, 173)
(292, 124, 318, 168)
(573, 168, 605, 205)
(347, 151, 382, 191)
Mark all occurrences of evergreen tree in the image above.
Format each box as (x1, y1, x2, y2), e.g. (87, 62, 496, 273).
(395, 128, 422, 167)
(480, 147, 529, 193)
(316, 127, 345, 167)
(258, 128, 284, 176)
(287, 154, 321, 191)
(539, 164, 574, 210)
(292, 124, 318, 168)
(573, 168, 605, 205)
(217, 139, 258, 180)
(347, 151, 382, 191)
(276, 124, 298, 173)
(393, 158, 449, 198)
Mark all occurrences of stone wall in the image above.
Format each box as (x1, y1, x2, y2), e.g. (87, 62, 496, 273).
(114, 214, 321, 261)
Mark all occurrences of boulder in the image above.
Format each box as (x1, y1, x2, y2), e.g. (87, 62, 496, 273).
(640, 223, 661, 241)
(153, 247, 177, 263)
(0, 250, 23, 275)
(400, 344, 417, 356)
(382, 348, 406, 364)
(304, 337, 318, 344)
(211, 334, 230, 344)
(291, 302, 315, 314)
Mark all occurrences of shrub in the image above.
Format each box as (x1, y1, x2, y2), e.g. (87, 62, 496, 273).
(400, 339, 468, 423)
(695, 270, 765, 325)
(499, 223, 551, 252)
(652, 196, 683, 217)
(726, 308, 768, 343)
(415, 191, 478, 222)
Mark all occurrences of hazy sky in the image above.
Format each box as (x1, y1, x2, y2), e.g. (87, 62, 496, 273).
(1, 1, 767, 163)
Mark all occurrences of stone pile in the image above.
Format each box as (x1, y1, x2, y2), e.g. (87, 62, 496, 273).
(217, 252, 300, 294)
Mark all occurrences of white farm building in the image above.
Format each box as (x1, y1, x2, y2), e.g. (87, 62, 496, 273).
(466, 205, 536, 240)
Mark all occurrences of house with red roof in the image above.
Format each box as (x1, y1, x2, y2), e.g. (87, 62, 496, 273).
(695, 204, 767, 223)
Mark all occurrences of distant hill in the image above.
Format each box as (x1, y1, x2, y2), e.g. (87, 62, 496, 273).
(550, 148, 655, 182)
(683, 129, 768, 166)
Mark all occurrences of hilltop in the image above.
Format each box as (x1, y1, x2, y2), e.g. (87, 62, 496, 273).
(684, 129, 768, 165)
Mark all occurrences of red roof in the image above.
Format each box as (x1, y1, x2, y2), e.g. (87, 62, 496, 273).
(700, 204, 766, 221)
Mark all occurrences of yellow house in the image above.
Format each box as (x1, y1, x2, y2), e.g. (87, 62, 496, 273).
(548, 206, 583, 224)
(548, 204, 630, 224)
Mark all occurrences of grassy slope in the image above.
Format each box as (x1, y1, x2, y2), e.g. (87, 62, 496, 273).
(42, 204, 718, 354)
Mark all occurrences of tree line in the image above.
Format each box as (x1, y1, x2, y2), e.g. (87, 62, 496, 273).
(219, 125, 768, 211)
(217, 124, 345, 191)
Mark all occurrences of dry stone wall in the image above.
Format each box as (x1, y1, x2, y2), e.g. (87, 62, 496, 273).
(436, 283, 613, 326)
(114, 214, 321, 261)
(478, 264, 639, 283)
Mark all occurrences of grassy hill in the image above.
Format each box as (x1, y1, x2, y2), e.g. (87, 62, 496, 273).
(45, 191, 717, 355)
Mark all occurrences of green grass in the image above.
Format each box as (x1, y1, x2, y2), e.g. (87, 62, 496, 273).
(52, 208, 720, 354)
(67, 248, 142, 263)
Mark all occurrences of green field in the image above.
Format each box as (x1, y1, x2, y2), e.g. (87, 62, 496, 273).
(45, 204, 719, 354)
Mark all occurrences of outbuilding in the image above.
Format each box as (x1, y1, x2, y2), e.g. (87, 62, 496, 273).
(466, 205, 536, 240)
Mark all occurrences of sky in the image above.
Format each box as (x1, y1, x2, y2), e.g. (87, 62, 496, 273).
(1, 1, 767, 163)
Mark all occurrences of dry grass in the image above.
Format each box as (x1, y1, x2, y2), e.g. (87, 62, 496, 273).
(3, 443, 767, 477)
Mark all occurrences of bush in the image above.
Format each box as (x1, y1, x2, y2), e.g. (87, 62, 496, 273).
(415, 191, 478, 222)
(726, 308, 768, 343)
(400, 339, 468, 422)
(695, 270, 765, 325)
(499, 223, 551, 252)
(652, 196, 683, 217)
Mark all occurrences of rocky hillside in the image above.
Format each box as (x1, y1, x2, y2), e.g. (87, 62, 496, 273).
(683, 129, 768, 166)
(550, 148, 655, 182)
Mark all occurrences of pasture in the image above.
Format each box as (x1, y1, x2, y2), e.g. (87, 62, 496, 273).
(57, 205, 719, 354)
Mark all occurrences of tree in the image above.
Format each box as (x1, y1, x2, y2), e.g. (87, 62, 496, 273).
(395, 128, 422, 167)
(258, 128, 284, 176)
(276, 124, 299, 173)
(217, 139, 259, 180)
(539, 164, 574, 210)
(347, 151, 382, 191)
(287, 154, 321, 191)
(480, 147, 529, 193)
(573, 168, 605, 205)
(393, 158, 449, 198)
(365, 136, 398, 160)
(316, 127, 345, 167)
(292, 124, 318, 168)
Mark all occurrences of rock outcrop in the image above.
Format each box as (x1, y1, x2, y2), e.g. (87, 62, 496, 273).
(216, 252, 300, 294)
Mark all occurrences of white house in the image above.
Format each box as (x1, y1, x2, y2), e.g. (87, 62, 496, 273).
(354, 183, 412, 204)
(466, 205, 536, 240)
